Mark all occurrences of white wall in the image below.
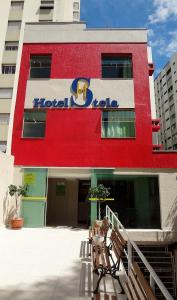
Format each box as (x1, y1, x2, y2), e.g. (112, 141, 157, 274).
(0, 152, 14, 228)
(25, 79, 135, 109)
(24, 24, 147, 43)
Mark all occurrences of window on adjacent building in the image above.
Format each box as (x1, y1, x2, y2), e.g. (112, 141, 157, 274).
(102, 110, 135, 138)
(73, 2, 79, 10)
(40, 0, 54, 9)
(5, 41, 18, 51)
(173, 144, 177, 150)
(11, 1, 24, 10)
(172, 133, 177, 141)
(8, 21, 21, 29)
(170, 104, 174, 111)
(102, 55, 133, 79)
(0, 114, 10, 125)
(168, 86, 173, 93)
(2, 65, 16, 74)
(73, 11, 79, 19)
(166, 68, 171, 76)
(169, 95, 173, 102)
(171, 123, 176, 131)
(0, 88, 13, 98)
(23, 111, 46, 138)
(0, 142, 7, 153)
(30, 55, 51, 79)
(170, 114, 176, 121)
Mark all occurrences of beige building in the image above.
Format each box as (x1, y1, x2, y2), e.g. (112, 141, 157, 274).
(0, 0, 80, 153)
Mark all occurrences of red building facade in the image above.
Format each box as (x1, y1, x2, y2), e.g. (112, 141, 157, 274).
(10, 23, 177, 235)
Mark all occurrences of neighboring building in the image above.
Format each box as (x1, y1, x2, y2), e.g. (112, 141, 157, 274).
(0, 0, 80, 153)
(154, 52, 177, 150)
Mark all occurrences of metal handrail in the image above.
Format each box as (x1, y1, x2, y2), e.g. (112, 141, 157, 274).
(106, 205, 174, 300)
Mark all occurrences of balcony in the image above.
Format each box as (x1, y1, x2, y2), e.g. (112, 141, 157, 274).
(153, 144, 163, 151)
(152, 119, 160, 132)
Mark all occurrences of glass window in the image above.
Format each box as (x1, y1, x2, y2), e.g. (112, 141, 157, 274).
(102, 110, 135, 138)
(11, 2, 24, 9)
(0, 114, 10, 125)
(102, 55, 132, 79)
(2, 65, 16, 74)
(73, 2, 79, 10)
(0, 142, 7, 153)
(5, 42, 18, 51)
(8, 21, 21, 29)
(30, 55, 51, 79)
(170, 114, 176, 121)
(40, 0, 54, 8)
(23, 111, 46, 138)
(0, 88, 13, 99)
(96, 175, 161, 229)
(73, 11, 79, 19)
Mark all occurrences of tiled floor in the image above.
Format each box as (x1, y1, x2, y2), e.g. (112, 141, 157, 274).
(0, 227, 126, 300)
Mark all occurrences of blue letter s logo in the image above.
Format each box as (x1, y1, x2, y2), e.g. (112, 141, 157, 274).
(71, 78, 93, 107)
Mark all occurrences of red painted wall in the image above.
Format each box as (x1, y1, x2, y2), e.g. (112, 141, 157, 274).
(11, 43, 177, 168)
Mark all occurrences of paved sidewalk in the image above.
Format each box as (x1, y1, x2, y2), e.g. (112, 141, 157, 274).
(0, 227, 126, 300)
(0, 227, 90, 300)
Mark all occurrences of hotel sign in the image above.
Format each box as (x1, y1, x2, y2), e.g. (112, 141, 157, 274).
(33, 78, 119, 109)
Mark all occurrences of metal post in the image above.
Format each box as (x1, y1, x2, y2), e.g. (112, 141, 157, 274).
(128, 240, 133, 274)
(150, 274, 156, 293)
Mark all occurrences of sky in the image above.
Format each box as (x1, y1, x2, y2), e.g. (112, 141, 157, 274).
(81, 0, 177, 76)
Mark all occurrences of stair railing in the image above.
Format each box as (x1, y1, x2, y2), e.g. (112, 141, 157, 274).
(106, 205, 174, 300)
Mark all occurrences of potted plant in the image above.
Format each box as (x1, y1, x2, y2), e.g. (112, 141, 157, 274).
(8, 184, 28, 229)
(88, 184, 110, 221)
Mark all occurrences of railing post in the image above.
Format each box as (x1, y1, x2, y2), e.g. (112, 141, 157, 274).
(150, 274, 156, 293)
(128, 240, 133, 274)
(111, 212, 113, 227)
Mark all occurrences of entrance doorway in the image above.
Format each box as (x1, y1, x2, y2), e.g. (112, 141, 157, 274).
(78, 180, 90, 225)
(46, 178, 78, 226)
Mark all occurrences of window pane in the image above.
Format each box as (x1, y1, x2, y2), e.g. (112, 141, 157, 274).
(24, 111, 46, 122)
(11, 2, 24, 9)
(5, 42, 18, 51)
(2, 65, 16, 74)
(23, 111, 46, 138)
(30, 55, 51, 78)
(73, 2, 79, 10)
(0, 114, 10, 124)
(0, 142, 7, 153)
(73, 11, 79, 19)
(0, 88, 13, 98)
(102, 110, 135, 138)
(102, 55, 132, 79)
(8, 21, 21, 29)
(23, 123, 46, 138)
